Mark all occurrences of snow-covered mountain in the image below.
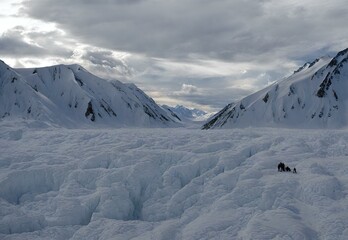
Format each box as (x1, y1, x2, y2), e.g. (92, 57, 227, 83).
(0, 60, 180, 127)
(162, 105, 209, 122)
(203, 48, 348, 129)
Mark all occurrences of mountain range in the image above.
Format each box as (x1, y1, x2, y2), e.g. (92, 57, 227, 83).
(3, 47, 348, 130)
(0, 60, 180, 128)
(203, 48, 348, 129)
(162, 105, 209, 122)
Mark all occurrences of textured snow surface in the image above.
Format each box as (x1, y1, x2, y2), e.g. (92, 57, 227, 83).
(1, 122, 348, 239)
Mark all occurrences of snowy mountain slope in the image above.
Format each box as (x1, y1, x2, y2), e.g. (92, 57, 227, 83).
(162, 105, 208, 122)
(203, 48, 348, 129)
(1, 122, 348, 239)
(0, 60, 63, 125)
(0, 60, 180, 127)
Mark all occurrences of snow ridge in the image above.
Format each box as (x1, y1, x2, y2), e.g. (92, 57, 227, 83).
(0, 61, 180, 128)
(203, 48, 348, 129)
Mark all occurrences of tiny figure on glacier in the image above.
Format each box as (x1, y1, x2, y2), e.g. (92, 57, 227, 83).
(278, 162, 285, 172)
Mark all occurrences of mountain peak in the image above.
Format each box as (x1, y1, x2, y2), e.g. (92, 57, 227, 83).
(203, 47, 348, 129)
(326, 48, 348, 69)
(162, 105, 208, 122)
(0, 60, 181, 128)
(293, 56, 332, 75)
(0, 60, 12, 74)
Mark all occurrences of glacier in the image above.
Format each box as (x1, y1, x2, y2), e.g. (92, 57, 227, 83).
(1, 120, 348, 239)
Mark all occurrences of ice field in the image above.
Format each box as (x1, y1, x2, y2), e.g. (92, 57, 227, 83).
(1, 121, 348, 239)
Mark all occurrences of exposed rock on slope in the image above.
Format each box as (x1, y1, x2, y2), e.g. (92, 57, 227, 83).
(203, 48, 348, 129)
(0, 61, 180, 127)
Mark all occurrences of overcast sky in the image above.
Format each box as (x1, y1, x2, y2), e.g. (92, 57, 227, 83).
(1, 0, 348, 112)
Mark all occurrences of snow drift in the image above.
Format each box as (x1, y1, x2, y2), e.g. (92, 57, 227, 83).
(0, 60, 180, 127)
(203, 48, 348, 129)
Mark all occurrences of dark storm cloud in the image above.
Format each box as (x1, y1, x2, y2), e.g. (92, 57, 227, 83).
(0, 36, 43, 56)
(0, 27, 72, 58)
(82, 50, 126, 69)
(78, 48, 134, 80)
(20, 0, 348, 61)
(18, 0, 269, 60)
(0, 28, 45, 56)
(7, 0, 348, 111)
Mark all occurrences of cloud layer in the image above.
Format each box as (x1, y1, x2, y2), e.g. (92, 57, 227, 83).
(1, 0, 348, 111)
(21, 0, 348, 61)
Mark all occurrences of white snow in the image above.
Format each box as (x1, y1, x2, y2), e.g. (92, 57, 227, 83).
(1, 120, 348, 239)
(0, 60, 180, 128)
(204, 48, 348, 129)
(162, 105, 209, 122)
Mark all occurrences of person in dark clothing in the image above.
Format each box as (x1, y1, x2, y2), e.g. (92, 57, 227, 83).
(278, 162, 297, 173)
(278, 162, 285, 172)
